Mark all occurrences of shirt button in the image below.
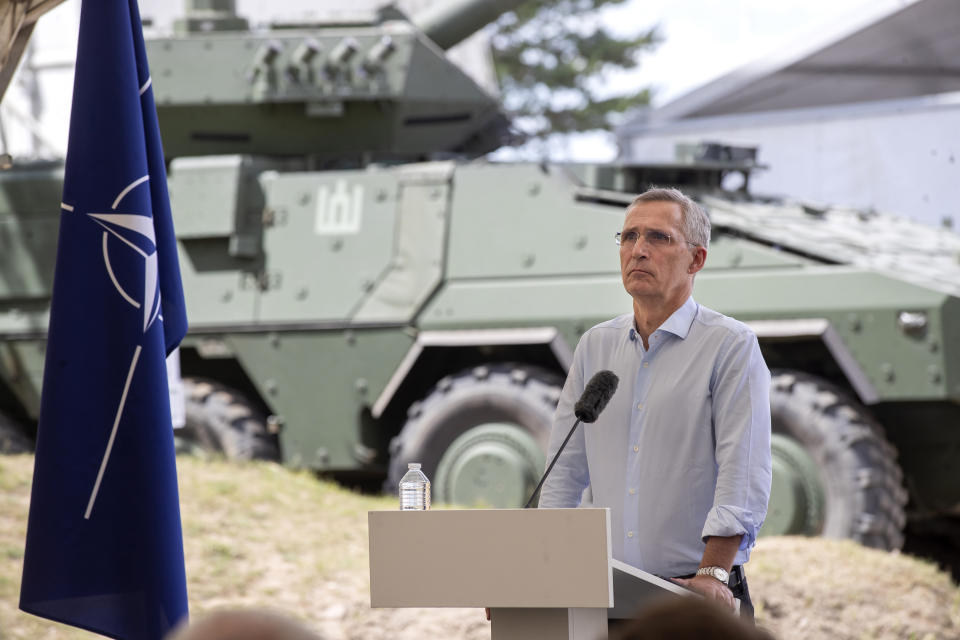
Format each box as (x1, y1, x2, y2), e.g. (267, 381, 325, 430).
(633, 445, 639, 452)
(627, 531, 634, 538)
(643, 362, 649, 368)
(636, 402, 643, 410)
(629, 488, 636, 495)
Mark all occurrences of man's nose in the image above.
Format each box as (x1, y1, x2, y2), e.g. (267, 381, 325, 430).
(631, 239, 650, 258)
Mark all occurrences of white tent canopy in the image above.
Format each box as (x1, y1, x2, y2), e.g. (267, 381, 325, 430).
(630, 0, 960, 128)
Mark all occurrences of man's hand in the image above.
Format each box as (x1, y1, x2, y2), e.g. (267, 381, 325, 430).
(674, 534, 742, 612)
(672, 574, 736, 611)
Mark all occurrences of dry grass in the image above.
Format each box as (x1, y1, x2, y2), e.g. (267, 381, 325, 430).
(2, 454, 959, 639)
(0, 455, 488, 640)
(750, 537, 960, 639)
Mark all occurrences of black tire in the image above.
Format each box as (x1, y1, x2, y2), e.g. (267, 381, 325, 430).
(770, 369, 908, 549)
(0, 411, 33, 454)
(386, 364, 563, 503)
(180, 377, 280, 461)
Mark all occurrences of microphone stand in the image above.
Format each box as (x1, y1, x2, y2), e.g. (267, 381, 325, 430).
(523, 418, 582, 509)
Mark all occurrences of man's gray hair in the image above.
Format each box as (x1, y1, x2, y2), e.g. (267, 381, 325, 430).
(630, 187, 711, 249)
(167, 609, 325, 640)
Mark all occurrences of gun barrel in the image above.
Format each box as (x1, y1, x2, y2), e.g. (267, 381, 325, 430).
(413, 0, 528, 50)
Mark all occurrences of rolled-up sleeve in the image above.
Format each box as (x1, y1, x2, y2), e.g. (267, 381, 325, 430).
(538, 339, 591, 508)
(701, 329, 772, 549)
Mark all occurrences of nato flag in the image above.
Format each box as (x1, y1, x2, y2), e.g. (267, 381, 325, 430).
(19, 0, 189, 638)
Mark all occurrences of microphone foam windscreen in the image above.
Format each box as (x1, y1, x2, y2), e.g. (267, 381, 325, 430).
(574, 370, 619, 423)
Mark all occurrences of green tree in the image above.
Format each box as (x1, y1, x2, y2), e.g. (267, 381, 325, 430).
(491, 0, 659, 154)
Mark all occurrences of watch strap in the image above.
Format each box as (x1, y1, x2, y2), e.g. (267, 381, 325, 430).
(695, 566, 730, 584)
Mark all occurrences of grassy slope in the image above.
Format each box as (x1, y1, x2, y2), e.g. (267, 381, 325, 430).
(1, 455, 958, 639)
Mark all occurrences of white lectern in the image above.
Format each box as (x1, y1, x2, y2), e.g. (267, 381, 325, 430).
(368, 508, 688, 640)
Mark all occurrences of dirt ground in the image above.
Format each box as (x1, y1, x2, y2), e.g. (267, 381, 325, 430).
(2, 456, 959, 639)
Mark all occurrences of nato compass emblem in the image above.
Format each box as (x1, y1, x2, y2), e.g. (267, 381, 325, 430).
(76, 175, 162, 332)
(61, 174, 164, 519)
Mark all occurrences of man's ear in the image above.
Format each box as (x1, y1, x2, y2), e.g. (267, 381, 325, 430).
(688, 247, 707, 274)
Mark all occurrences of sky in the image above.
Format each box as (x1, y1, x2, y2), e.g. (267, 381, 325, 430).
(0, 0, 884, 161)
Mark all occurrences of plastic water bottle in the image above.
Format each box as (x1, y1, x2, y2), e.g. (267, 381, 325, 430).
(399, 463, 431, 510)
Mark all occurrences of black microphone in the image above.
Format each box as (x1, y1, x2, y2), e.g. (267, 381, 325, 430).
(574, 370, 619, 423)
(523, 370, 619, 508)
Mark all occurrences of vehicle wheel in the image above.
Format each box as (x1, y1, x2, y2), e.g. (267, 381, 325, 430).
(766, 370, 907, 549)
(179, 377, 280, 461)
(0, 411, 33, 454)
(386, 364, 562, 508)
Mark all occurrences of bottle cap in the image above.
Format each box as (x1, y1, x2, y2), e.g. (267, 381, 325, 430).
(408, 463, 421, 470)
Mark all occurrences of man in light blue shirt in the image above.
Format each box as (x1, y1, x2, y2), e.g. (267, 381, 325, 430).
(539, 187, 772, 619)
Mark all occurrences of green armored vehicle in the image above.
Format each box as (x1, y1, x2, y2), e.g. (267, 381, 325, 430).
(2, 0, 959, 553)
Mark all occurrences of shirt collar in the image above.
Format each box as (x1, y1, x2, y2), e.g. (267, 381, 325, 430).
(658, 296, 698, 339)
(626, 296, 698, 343)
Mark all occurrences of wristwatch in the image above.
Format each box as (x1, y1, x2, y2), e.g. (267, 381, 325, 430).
(695, 566, 730, 584)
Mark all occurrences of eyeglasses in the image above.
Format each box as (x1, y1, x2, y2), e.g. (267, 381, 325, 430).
(615, 229, 698, 249)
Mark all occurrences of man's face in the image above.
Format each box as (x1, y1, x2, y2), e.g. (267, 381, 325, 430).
(619, 200, 706, 305)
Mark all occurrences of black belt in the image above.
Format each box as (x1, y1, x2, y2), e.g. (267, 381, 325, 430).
(728, 565, 745, 591)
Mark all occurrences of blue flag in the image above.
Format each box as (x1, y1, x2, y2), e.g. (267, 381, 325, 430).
(19, 1, 189, 638)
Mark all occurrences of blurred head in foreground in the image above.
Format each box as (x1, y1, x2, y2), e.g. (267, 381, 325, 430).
(611, 596, 776, 640)
(166, 609, 323, 640)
